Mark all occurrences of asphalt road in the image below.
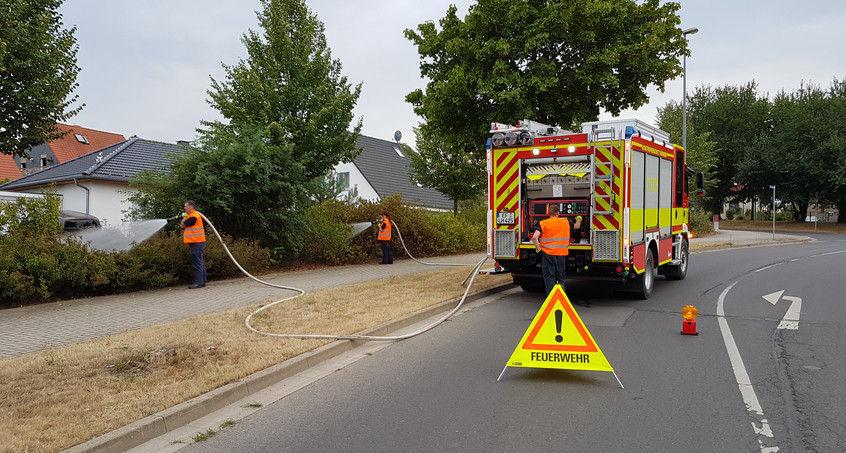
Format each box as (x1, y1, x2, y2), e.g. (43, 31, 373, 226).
(179, 234, 846, 453)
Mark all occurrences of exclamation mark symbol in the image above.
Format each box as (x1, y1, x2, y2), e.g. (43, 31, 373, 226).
(554, 309, 563, 343)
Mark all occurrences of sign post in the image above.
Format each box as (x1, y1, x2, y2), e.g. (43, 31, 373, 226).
(770, 185, 776, 239)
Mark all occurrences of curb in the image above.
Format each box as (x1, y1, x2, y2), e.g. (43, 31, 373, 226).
(66, 282, 514, 453)
(690, 236, 813, 252)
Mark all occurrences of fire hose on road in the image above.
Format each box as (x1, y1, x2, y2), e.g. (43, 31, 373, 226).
(199, 213, 489, 342)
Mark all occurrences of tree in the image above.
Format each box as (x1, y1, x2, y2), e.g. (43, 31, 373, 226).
(685, 82, 771, 214)
(656, 101, 717, 211)
(130, 0, 364, 257)
(203, 0, 362, 180)
(309, 170, 353, 204)
(129, 124, 309, 256)
(0, 0, 82, 158)
(737, 79, 846, 222)
(407, 127, 485, 215)
(405, 0, 688, 167)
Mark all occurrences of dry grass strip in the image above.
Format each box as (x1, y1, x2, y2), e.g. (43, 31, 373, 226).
(0, 267, 510, 453)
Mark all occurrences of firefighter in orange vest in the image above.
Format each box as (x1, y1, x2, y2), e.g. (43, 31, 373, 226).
(181, 200, 207, 289)
(531, 204, 581, 294)
(377, 211, 393, 264)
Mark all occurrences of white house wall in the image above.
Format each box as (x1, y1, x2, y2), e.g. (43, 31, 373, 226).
(20, 181, 137, 226)
(334, 162, 379, 202)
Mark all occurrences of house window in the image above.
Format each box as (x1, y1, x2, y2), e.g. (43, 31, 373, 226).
(74, 133, 89, 144)
(337, 172, 350, 189)
(19, 161, 26, 169)
(393, 146, 404, 157)
(40, 154, 48, 167)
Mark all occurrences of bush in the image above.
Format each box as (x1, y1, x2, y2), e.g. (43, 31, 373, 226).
(0, 193, 486, 305)
(306, 195, 485, 264)
(689, 210, 713, 235)
(0, 190, 62, 236)
(0, 229, 270, 307)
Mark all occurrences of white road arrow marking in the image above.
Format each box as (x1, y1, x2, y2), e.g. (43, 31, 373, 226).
(777, 296, 802, 330)
(761, 291, 802, 330)
(762, 290, 784, 305)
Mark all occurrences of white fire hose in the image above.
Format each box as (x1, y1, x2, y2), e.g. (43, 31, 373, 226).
(199, 213, 488, 341)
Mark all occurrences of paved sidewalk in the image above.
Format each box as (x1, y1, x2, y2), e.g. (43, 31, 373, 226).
(0, 253, 488, 359)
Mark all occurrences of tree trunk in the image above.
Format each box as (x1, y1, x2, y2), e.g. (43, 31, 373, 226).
(838, 199, 846, 223)
(453, 199, 459, 216)
(796, 201, 808, 222)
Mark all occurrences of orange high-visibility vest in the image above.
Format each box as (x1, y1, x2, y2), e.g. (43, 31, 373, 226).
(183, 212, 206, 244)
(538, 217, 570, 256)
(378, 219, 391, 241)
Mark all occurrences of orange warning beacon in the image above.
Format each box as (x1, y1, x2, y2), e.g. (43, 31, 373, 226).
(681, 305, 698, 335)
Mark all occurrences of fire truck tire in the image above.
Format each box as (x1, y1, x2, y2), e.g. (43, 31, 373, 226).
(634, 251, 655, 299)
(665, 239, 689, 281)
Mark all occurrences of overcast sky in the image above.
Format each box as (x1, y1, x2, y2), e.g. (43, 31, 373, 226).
(59, 0, 846, 146)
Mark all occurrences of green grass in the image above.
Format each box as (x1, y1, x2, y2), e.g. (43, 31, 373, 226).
(192, 429, 217, 442)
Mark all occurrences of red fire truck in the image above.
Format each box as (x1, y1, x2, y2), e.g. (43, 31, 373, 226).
(486, 119, 703, 298)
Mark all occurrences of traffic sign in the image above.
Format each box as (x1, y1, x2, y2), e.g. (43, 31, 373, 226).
(498, 285, 622, 387)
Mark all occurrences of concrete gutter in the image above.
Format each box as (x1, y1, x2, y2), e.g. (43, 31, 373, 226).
(65, 282, 513, 453)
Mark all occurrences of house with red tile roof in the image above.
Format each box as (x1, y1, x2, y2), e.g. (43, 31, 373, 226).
(0, 124, 125, 181)
(0, 155, 22, 183)
(1, 137, 186, 226)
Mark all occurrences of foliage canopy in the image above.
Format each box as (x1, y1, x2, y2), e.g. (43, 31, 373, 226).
(132, 0, 365, 256)
(407, 127, 485, 214)
(203, 0, 362, 180)
(0, 0, 82, 158)
(405, 0, 687, 161)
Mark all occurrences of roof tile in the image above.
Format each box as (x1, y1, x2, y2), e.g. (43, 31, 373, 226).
(353, 135, 453, 211)
(48, 124, 126, 163)
(0, 138, 186, 190)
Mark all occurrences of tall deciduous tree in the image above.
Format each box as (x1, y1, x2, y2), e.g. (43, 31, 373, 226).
(407, 127, 485, 215)
(0, 0, 82, 157)
(203, 0, 362, 180)
(737, 79, 846, 222)
(405, 0, 687, 165)
(685, 82, 770, 214)
(131, 0, 363, 257)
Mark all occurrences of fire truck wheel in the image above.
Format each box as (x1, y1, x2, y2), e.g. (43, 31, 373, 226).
(634, 251, 655, 300)
(665, 239, 689, 281)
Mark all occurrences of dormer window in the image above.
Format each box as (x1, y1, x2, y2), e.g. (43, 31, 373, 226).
(74, 133, 88, 144)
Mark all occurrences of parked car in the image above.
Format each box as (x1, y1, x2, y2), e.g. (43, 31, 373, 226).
(59, 211, 100, 232)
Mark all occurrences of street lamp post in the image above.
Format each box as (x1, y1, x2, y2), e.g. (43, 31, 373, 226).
(682, 27, 699, 152)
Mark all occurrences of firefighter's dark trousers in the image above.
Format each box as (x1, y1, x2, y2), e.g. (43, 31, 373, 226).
(379, 240, 393, 264)
(189, 242, 207, 285)
(541, 253, 566, 294)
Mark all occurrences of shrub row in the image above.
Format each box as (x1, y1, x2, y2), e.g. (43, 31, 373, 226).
(0, 195, 485, 306)
(0, 230, 268, 307)
(306, 195, 484, 265)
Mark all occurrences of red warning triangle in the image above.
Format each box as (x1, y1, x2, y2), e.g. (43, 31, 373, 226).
(502, 284, 614, 374)
(522, 288, 598, 353)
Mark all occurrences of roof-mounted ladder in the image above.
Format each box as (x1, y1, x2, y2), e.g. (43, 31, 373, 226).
(590, 126, 616, 215)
